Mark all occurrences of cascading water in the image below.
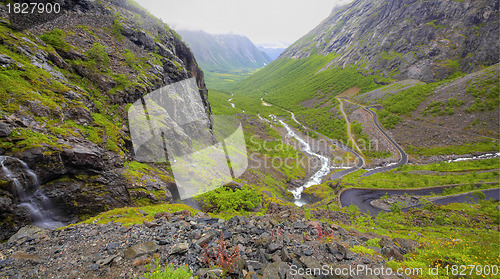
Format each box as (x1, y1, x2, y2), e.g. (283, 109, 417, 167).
(0, 156, 65, 229)
(279, 121, 331, 206)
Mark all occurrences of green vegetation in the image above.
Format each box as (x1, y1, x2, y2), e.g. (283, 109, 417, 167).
(207, 89, 239, 115)
(390, 201, 404, 213)
(423, 97, 464, 116)
(86, 43, 111, 69)
(376, 199, 499, 278)
(79, 203, 198, 226)
(377, 109, 401, 129)
(464, 66, 499, 112)
(350, 245, 375, 256)
(92, 113, 123, 152)
(122, 49, 138, 68)
(205, 69, 258, 91)
(382, 82, 441, 116)
(365, 238, 382, 248)
(111, 14, 125, 41)
(407, 140, 498, 156)
(231, 53, 385, 140)
(39, 29, 71, 51)
(9, 128, 67, 153)
(425, 20, 445, 29)
(439, 183, 497, 197)
(380, 50, 402, 61)
(143, 261, 193, 279)
(197, 186, 262, 213)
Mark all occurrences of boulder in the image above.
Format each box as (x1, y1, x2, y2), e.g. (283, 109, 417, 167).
(0, 54, 15, 67)
(261, 261, 288, 279)
(124, 241, 158, 259)
(169, 242, 189, 255)
(8, 225, 48, 244)
(196, 267, 223, 279)
(0, 122, 11, 137)
(10, 251, 45, 264)
(392, 238, 419, 254)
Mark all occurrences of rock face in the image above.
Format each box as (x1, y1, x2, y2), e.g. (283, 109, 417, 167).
(0, 0, 209, 240)
(282, 0, 499, 82)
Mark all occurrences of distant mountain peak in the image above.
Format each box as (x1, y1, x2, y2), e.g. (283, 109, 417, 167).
(178, 30, 271, 73)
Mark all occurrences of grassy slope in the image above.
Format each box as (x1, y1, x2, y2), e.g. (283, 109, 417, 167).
(354, 65, 500, 156)
(207, 89, 307, 208)
(231, 53, 388, 141)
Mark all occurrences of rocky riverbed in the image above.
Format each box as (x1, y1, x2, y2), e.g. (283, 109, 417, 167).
(0, 203, 420, 279)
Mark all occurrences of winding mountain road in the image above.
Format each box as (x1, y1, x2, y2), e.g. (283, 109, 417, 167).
(339, 184, 500, 216)
(360, 106, 408, 176)
(256, 95, 497, 211)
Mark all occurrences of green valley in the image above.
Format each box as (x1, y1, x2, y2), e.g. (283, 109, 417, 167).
(0, 0, 499, 278)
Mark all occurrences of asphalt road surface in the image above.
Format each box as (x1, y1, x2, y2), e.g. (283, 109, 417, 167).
(360, 107, 408, 177)
(340, 186, 500, 216)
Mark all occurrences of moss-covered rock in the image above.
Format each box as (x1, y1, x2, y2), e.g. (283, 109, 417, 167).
(0, 0, 209, 240)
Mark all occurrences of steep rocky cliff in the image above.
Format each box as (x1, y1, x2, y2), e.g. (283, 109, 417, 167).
(282, 0, 499, 82)
(0, 0, 209, 240)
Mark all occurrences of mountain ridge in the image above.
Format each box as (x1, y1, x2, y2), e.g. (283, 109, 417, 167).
(179, 30, 271, 73)
(281, 0, 499, 82)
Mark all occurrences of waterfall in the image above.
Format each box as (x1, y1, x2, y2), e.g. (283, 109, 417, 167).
(0, 156, 65, 229)
(279, 121, 331, 206)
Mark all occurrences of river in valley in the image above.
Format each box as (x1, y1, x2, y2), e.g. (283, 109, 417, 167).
(279, 120, 332, 206)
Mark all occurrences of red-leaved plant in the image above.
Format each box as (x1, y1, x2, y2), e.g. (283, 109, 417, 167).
(202, 232, 240, 276)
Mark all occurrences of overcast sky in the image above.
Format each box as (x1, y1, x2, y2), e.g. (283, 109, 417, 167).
(135, 0, 352, 48)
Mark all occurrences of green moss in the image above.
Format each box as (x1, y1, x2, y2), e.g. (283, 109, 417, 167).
(425, 21, 445, 29)
(111, 13, 125, 41)
(172, 60, 183, 71)
(92, 113, 123, 152)
(86, 43, 110, 69)
(444, 59, 460, 71)
(380, 50, 402, 61)
(351, 245, 375, 255)
(73, 203, 199, 226)
(10, 128, 66, 152)
(39, 29, 71, 51)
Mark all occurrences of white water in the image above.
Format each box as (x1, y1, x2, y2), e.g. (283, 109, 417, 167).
(280, 121, 331, 206)
(447, 152, 500, 163)
(0, 156, 64, 229)
(228, 98, 235, 108)
(257, 114, 271, 123)
(364, 162, 398, 172)
(261, 97, 272, 107)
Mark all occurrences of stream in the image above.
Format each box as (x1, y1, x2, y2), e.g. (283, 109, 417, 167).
(279, 120, 331, 206)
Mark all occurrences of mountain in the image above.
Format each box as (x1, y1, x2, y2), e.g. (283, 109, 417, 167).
(283, 0, 499, 82)
(257, 45, 286, 61)
(179, 30, 271, 73)
(0, 0, 208, 240)
(234, 0, 499, 144)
